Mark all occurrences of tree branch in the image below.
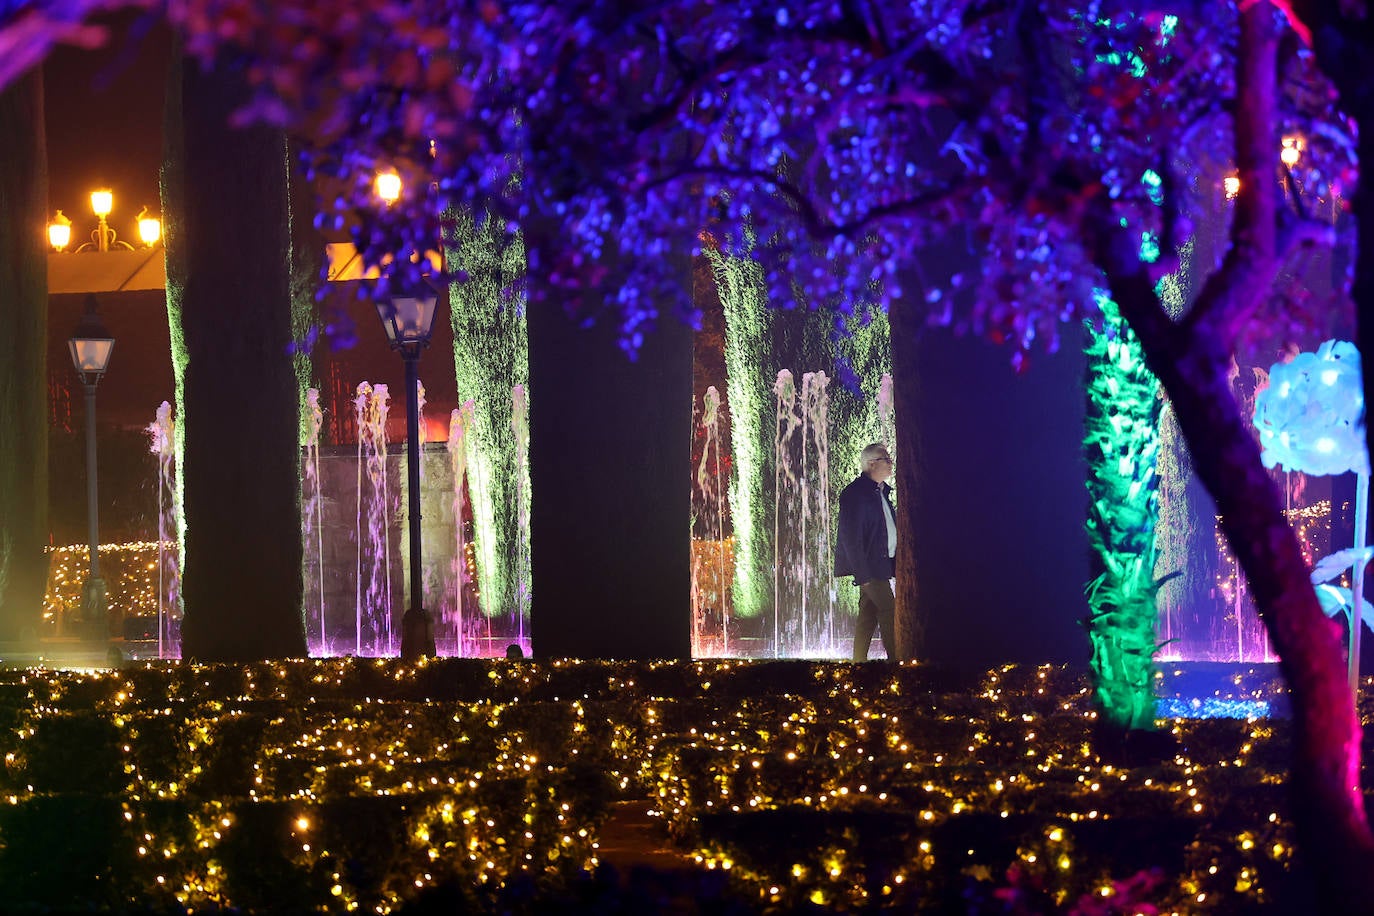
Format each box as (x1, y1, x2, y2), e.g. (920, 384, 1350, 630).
(1087, 199, 1179, 355)
(634, 161, 976, 243)
(1181, 2, 1283, 348)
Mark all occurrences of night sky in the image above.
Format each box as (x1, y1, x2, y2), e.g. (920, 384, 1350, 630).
(43, 13, 169, 244)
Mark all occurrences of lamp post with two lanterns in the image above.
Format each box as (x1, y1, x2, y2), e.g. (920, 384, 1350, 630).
(68, 295, 115, 639)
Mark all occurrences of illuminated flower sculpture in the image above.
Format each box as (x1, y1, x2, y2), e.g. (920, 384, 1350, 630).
(1253, 340, 1366, 478)
(1253, 340, 1368, 693)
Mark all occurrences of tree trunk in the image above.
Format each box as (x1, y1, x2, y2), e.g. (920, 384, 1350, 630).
(1092, 9, 1374, 903)
(0, 70, 49, 642)
(526, 299, 693, 660)
(890, 297, 921, 659)
(1109, 264, 1374, 909)
(165, 56, 304, 660)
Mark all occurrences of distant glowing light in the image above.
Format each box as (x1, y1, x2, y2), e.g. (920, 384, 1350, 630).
(137, 207, 161, 247)
(375, 171, 402, 205)
(1138, 231, 1160, 263)
(1321, 369, 1339, 386)
(1280, 137, 1302, 167)
(90, 189, 113, 218)
(48, 210, 72, 251)
(1224, 175, 1240, 198)
(1141, 169, 1163, 206)
(1315, 437, 1336, 454)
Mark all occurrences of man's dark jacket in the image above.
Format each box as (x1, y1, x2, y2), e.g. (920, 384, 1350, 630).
(834, 474, 896, 585)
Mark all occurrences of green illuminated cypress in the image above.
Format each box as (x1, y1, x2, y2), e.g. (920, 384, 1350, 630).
(446, 209, 530, 619)
(1083, 292, 1161, 730)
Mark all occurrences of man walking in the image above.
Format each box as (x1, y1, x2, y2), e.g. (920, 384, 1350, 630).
(834, 443, 897, 661)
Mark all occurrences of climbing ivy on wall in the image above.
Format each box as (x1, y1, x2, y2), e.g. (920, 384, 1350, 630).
(710, 248, 772, 620)
(446, 209, 530, 619)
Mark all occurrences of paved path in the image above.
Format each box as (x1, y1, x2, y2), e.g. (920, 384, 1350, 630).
(0, 638, 160, 670)
(596, 799, 700, 874)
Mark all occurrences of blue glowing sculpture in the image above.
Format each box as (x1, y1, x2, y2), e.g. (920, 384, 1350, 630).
(1254, 340, 1368, 693)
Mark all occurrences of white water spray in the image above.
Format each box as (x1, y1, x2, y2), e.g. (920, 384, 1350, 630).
(354, 382, 395, 655)
(303, 388, 326, 655)
(446, 401, 476, 656)
(511, 384, 531, 648)
(772, 370, 842, 657)
(691, 386, 730, 657)
(147, 401, 181, 658)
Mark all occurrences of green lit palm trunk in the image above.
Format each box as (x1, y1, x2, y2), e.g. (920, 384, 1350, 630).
(1083, 297, 1161, 730)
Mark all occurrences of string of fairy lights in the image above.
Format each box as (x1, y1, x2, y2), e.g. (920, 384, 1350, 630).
(42, 542, 172, 624)
(45, 536, 482, 630)
(0, 659, 1326, 912)
(1215, 500, 1334, 607)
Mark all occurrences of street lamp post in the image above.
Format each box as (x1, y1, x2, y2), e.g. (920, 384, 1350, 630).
(68, 295, 115, 639)
(375, 292, 440, 660)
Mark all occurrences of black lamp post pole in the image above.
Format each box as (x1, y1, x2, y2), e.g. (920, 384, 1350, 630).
(81, 378, 106, 638)
(83, 381, 100, 580)
(400, 348, 435, 660)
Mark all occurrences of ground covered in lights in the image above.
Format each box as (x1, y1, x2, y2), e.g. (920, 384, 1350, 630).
(0, 659, 1338, 913)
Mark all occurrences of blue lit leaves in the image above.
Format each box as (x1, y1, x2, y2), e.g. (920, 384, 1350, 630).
(150, 1, 1261, 366)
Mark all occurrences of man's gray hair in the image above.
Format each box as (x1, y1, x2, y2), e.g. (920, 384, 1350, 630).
(860, 443, 890, 470)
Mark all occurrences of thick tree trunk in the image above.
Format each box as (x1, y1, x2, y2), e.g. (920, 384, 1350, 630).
(527, 300, 693, 660)
(0, 70, 49, 642)
(890, 297, 921, 659)
(1110, 264, 1374, 908)
(165, 57, 304, 660)
(1095, 8, 1374, 905)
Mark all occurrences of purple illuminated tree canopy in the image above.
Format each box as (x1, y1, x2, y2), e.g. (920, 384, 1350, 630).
(215, 1, 1356, 362)
(8, 2, 1349, 355)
